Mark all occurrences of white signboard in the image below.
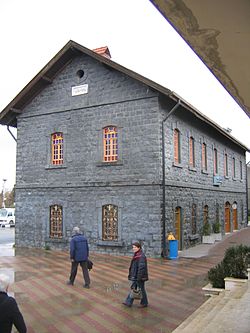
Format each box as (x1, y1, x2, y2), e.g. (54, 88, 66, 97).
(72, 84, 88, 96)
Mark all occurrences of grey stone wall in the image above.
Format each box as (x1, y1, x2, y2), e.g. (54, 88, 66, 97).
(14, 53, 248, 257)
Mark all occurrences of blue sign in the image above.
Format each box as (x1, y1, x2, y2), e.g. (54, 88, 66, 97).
(213, 175, 223, 186)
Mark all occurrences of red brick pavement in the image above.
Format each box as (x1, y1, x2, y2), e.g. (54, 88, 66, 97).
(1, 226, 250, 333)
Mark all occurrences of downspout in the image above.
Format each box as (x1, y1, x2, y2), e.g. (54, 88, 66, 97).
(7, 126, 17, 142)
(161, 99, 181, 258)
(247, 162, 249, 226)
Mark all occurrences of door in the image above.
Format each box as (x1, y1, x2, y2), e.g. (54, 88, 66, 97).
(225, 202, 231, 233)
(175, 207, 182, 250)
(232, 202, 238, 230)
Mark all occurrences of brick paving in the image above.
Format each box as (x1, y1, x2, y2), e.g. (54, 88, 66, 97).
(1, 227, 250, 333)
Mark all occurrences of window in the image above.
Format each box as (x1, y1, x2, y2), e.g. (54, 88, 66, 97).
(189, 137, 195, 168)
(232, 157, 236, 178)
(191, 203, 197, 234)
(224, 153, 228, 177)
(102, 204, 118, 240)
(203, 205, 209, 225)
(216, 203, 220, 223)
(213, 148, 218, 175)
(174, 129, 181, 164)
(202, 143, 207, 171)
(50, 205, 63, 238)
(51, 132, 63, 165)
(240, 161, 243, 180)
(103, 126, 118, 162)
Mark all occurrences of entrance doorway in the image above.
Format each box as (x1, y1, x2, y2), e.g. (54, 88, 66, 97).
(225, 202, 231, 233)
(175, 206, 182, 250)
(232, 202, 238, 230)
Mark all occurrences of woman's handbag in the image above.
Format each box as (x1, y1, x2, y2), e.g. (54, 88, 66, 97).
(130, 286, 142, 300)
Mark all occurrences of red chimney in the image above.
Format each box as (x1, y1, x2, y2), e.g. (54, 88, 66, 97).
(93, 46, 111, 59)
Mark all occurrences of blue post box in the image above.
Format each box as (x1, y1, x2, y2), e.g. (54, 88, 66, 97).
(168, 240, 178, 259)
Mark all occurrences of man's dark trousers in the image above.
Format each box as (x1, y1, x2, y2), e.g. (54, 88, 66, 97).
(69, 260, 90, 286)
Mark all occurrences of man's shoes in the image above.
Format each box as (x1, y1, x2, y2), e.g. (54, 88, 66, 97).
(138, 304, 148, 308)
(84, 284, 90, 289)
(66, 280, 73, 285)
(122, 302, 131, 307)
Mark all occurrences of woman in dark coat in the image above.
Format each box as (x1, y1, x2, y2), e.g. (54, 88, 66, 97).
(123, 242, 149, 308)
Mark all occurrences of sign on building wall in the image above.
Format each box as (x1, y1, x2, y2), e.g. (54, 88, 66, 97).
(213, 175, 223, 186)
(72, 84, 88, 96)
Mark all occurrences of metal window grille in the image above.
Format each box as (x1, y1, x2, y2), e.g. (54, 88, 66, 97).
(213, 148, 218, 175)
(232, 157, 236, 178)
(102, 204, 118, 240)
(50, 205, 63, 238)
(191, 203, 197, 234)
(202, 143, 207, 170)
(224, 153, 228, 177)
(52, 132, 64, 165)
(189, 137, 195, 167)
(174, 129, 180, 164)
(103, 127, 118, 162)
(203, 205, 209, 225)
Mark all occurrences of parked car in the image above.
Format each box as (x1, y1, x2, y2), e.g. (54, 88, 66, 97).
(0, 208, 15, 227)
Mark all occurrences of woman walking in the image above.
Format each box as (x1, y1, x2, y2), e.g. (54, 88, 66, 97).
(123, 242, 149, 308)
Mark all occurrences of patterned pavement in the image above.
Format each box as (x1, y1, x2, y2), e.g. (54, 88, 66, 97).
(1, 227, 250, 333)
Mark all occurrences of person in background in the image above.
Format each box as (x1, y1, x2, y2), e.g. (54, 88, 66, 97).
(123, 241, 149, 308)
(66, 226, 91, 288)
(0, 273, 27, 333)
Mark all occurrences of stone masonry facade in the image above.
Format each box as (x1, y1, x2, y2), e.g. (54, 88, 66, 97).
(12, 50, 247, 257)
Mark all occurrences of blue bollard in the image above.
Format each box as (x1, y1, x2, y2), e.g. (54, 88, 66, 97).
(168, 240, 178, 259)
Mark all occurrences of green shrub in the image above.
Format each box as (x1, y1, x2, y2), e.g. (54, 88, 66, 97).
(212, 221, 220, 233)
(202, 223, 211, 236)
(208, 244, 250, 288)
(223, 245, 250, 279)
(208, 262, 226, 288)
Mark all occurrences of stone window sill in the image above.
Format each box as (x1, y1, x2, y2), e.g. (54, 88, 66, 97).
(45, 164, 67, 170)
(96, 162, 123, 167)
(97, 240, 124, 247)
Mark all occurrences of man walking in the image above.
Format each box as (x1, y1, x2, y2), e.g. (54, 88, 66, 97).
(67, 226, 91, 288)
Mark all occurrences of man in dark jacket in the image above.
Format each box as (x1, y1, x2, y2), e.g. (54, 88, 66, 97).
(123, 241, 149, 308)
(67, 226, 91, 288)
(0, 274, 27, 333)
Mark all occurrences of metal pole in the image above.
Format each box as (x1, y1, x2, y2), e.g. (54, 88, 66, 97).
(2, 179, 7, 208)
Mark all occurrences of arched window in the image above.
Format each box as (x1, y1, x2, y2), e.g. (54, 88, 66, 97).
(51, 132, 64, 165)
(191, 203, 197, 234)
(102, 204, 118, 240)
(103, 126, 118, 162)
(50, 204, 63, 238)
(189, 137, 195, 167)
(203, 205, 209, 225)
(202, 143, 207, 171)
(174, 129, 181, 164)
(216, 203, 220, 223)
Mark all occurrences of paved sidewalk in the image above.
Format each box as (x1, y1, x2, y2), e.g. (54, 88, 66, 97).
(0, 227, 250, 332)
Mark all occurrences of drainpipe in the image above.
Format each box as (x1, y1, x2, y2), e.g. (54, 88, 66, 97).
(7, 126, 17, 142)
(161, 99, 181, 258)
(247, 162, 249, 226)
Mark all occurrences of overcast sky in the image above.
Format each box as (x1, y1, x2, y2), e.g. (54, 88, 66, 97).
(0, 0, 249, 190)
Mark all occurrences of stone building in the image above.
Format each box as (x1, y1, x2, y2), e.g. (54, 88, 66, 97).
(0, 41, 248, 257)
